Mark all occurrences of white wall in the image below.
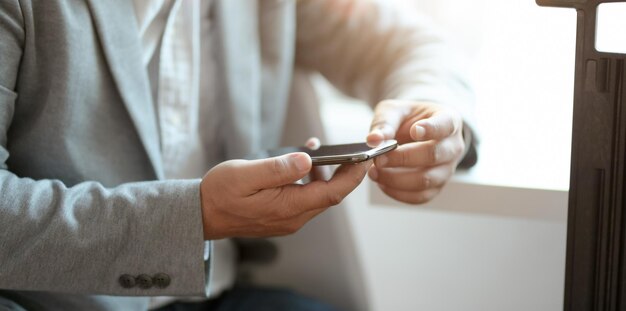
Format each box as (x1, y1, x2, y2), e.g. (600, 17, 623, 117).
(391, 0, 577, 190)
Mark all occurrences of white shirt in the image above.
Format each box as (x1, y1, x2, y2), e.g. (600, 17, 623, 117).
(131, 0, 236, 308)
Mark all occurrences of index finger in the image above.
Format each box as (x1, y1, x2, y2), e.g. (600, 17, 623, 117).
(368, 100, 412, 144)
(411, 110, 462, 141)
(289, 160, 372, 211)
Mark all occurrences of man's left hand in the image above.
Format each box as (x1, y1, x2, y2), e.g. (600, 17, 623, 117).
(367, 100, 465, 204)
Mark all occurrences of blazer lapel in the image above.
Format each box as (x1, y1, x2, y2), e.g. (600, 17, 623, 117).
(85, 0, 164, 179)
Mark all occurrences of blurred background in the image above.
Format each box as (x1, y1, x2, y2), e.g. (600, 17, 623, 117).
(251, 1, 585, 310)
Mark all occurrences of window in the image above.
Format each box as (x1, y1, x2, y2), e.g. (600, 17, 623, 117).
(392, 0, 577, 190)
(596, 2, 626, 54)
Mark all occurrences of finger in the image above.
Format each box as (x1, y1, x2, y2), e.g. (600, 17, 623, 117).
(411, 110, 462, 142)
(305, 137, 321, 150)
(367, 100, 412, 143)
(369, 164, 454, 192)
(310, 165, 332, 182)
(378, 185, 442, 205)
(241, 153, 312, 191)
(375, 137, 463, 168)
(288, 160, 372, 211)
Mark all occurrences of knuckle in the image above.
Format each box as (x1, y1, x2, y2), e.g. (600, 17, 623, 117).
(454, 141, 465, 156)
(440, 146, 453, 162)
(272, 157, 290, 176)
(217, 160, 236, 175)
(429, 144, 440, 164)
(444, 120, 455, 137)
(439, 113, 455, 133)
(220, 162, 244, 184)
(375, 169, 386, 183)
(421, 174, 432, 189)
(452, 111, 463, 129)
(429, 121, 441, 135)
(351, 168, 366, 184)
(350, 175, 363, 187)
(326, 192, 344, 206)
(401, 149, 412, 167)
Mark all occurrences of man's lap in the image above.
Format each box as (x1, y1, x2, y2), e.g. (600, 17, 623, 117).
(0, 286, 339, 311)
(154, 286, 340, 311)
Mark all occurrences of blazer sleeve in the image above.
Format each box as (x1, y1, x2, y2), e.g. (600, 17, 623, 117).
(295, 0, 478, 167)
(0, 0, 210, 296)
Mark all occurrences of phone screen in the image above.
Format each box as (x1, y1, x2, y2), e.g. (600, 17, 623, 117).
(298, 143, 378, 158)
(263, 140, 398, 165)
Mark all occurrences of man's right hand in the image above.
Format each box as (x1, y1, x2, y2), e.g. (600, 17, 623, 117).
(200, 153, 371, 240)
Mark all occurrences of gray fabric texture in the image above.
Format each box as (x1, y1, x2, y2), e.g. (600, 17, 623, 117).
(0, 0, 208, 307)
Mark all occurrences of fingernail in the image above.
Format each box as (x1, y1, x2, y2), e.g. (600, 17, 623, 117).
(368, 167, 378, 181)
(290, 153, 311, 172)
(371, 128, 383, 134)
(413, 125, 426, 140)
(306, 137, 321, 150)
(368, 128, 383, 138)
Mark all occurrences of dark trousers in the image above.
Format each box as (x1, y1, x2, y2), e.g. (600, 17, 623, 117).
(154, 286, 341, 311)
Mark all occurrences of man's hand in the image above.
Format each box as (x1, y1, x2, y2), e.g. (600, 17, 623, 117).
(200, 153, 371, 240)
(367, 100, 465, 204)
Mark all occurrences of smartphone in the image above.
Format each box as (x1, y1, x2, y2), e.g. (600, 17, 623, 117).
(265, 140, 398, 166)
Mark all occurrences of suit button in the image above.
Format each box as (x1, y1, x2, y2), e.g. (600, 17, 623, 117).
(119, 274, 136, 288)
(136, 274, 153, 289)
(153, 273, 171, 288)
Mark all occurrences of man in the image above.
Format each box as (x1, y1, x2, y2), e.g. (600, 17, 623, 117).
(0, 0, 477, 310)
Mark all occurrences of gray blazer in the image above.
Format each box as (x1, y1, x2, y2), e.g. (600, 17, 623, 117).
(0, 0, 474, 310)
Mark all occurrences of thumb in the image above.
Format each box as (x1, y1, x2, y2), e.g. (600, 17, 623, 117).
(367, 100, 411, 144)
(244, 152, 312, 190)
